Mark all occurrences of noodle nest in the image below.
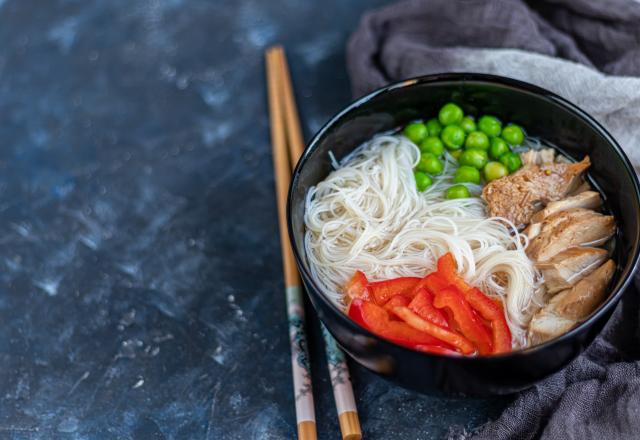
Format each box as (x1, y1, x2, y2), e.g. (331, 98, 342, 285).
(304, 135, 542, 347)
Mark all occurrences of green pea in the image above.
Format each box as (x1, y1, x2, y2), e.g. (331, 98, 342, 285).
(459, 149, 488, 169)
(484, 161, 509, 182)
(454, 165, 481, 184)
(426, 118, 442, 137)
(438, 103, 464, 126)
(478, 115, 502, 137)
(417, 153, 444, 175)
(403, 122, 428, 144)
(499, 152, 523, 173)
(420, 136, 445, 156)
(446, 184, 471, 200)
(489, 137, 509, 159)
(460, 116, 476, 133)
(414, 171, 433, 192)
(440, 125, 465, 149)
(449, 149, 463, 161)
(501, 124, 525, 145)
(464, 131, 490, 150)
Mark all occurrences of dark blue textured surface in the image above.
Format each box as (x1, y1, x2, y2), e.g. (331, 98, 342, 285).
(0, 0, 510, 438)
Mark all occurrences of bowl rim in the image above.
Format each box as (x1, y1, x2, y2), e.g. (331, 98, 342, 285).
(287, 72, 640, 360)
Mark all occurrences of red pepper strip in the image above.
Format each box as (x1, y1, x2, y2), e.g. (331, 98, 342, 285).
(410, 274, 431, 296)
(415, 272, 450, 296)
(462, 287, 503, 320)
(348, 299, 447, 348)
(437, 253, 471, 293)
(488, 317, 512, 354)
(462, 288, 512, 354)
(384, 295, 410, 316)
(392, 306, 476, 355)
(368, 277, 421, 305)
(424, 272, 449, 295)
(432, 288, 493, 355)
(408, 288, 449, 328)
(344, 271, 370, 304)
(415, 344, 461, 356)
(436, 253, 512, 354)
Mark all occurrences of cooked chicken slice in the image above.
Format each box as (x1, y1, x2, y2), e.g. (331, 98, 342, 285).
(554, 154, 572, 164)
(523, 222, 542, 241)
(520, 148, 556, 167)
(528, 259, 615, 344)
(569, 180, 592, 196)
(526, 191, 601, 241)
(536, 247, 609, 294)
(528, 313, 576, 346)
(530, 191, 602, 223)
(520, 151, 536, 167)
(547, 260, 615, 320)
(482, 157, 591, 227)
(526, 208, 615, 262)
(544, 149, 561, 163)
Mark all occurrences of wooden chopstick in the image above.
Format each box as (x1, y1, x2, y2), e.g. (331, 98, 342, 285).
(265, 46, 317, 440)
(270, 46, 363, 440)
(275, 47, 305, 167)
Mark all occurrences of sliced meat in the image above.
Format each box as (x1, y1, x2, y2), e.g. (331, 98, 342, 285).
(526, 208, 615, 262)
(482, 157, 591, 227)
(528, 313, 576, 346)
(520, 150, 537, 167)
(520, 148, 556, 167)
(569, 180, 592, 196)
(527, 259, 615, 345)
(523, 222, 542, 241)
(547, 259, 615, 320)
(536, 247, 609, 294)
(530, 191, 602, 223)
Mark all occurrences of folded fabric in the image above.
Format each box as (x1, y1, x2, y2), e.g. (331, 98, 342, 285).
(346, 1, 640, 438)
(347, 0, 640, 171)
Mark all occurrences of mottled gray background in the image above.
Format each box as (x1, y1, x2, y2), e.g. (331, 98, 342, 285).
(0, 0, 510, 438)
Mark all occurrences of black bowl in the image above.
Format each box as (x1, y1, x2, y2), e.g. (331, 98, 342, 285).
(287, 73, 640, 395)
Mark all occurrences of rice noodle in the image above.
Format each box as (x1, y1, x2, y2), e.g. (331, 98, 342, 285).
(304, 134, 542, 348)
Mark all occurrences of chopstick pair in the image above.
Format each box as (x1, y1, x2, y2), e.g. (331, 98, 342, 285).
(265, 45, 362, 440)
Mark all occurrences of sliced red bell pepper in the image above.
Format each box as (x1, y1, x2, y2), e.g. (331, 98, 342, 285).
(414, 344, 461, 356)
(408, 288, 449, 328)
(462, 287, 504, 321)
(384, 295, 410, 316)
(463, 288, 512, 354)
(368, 277, 421, 305)
(413, 272, 450, 297)
(344, 271, 370, 303)
(410, 275, 430, 296)
(491, 296, 505, 310)
(432, 288, 493, 355)
(487, 319, 511, 354)
(348, 299, 447, 348)
(437, 253, 471, 293)
(392, 306, 476, 355)
(436, 253, 512, 354)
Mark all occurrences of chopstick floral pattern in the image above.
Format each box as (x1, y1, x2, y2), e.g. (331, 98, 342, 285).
(321, 325, 350, 386)
(287, 288, 314, 401)
(289, 317, 313, 399)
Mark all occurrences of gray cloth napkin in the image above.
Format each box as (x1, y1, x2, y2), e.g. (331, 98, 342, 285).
(347, 0, 640, 172)
(346, 1, 640, 438)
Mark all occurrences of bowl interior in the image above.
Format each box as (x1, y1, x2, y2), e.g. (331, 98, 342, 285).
(289, 74, 640, 356)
